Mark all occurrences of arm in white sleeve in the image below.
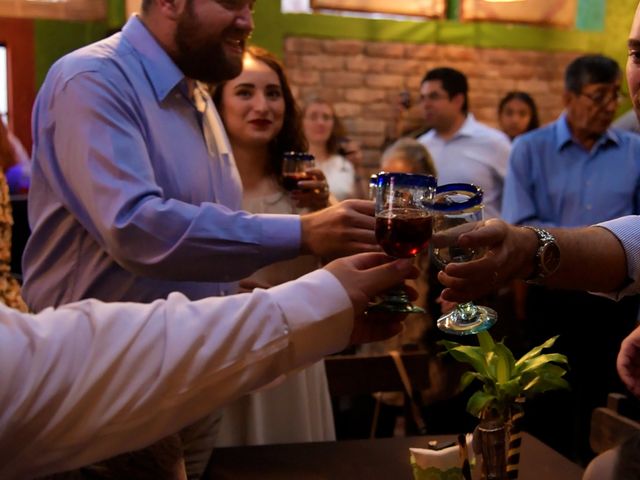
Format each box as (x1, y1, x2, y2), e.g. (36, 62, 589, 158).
(0, 269, 352, 479)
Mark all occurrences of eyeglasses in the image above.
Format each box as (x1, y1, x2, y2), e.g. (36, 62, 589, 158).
(579, 90, 628, 106)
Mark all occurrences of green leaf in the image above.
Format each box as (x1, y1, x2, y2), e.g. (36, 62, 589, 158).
(497, 378, 522, 399)
(477, 330, 495, 352)
(515, 336, 560, 369)
(459, 371, 482, 391)
(523, 375, 571, 395)
(438, 343, 490, 377)
(467, 390, 496, 418)
(519, 353, 568, 374)
(493, 342, 515, 383)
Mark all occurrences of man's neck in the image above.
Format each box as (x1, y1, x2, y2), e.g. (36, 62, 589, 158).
(567, 120, 604, 152)
(436, 113, 467, 141)
(233, 143, 271, 192)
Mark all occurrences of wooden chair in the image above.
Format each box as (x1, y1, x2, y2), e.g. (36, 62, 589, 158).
(325, 350, 432, 436)
(590, 393, 640, 453)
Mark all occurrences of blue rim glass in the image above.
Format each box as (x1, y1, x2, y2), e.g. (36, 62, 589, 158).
(376, 172, 437, 189)
(431, 183, 483, 212)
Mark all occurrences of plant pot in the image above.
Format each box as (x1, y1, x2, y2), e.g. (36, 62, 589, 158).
(475, 400, 525, 480)
(476, 418, 508, 480)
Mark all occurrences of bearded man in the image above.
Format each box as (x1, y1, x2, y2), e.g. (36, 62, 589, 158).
(24, 0, 379, 478)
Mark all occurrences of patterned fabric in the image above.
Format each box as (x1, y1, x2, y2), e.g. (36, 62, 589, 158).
(0, 171, 27, 312)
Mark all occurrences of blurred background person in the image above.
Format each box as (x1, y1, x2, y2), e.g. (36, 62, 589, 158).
(417, 67, 511, 219)
(379, 137, 436, 175)
(612, 107, 640, 133)
(497, 91, 540, 141)
(302, 97, 364, 200)
(0, 120, 30, 196)
(212, 46, 334, 446)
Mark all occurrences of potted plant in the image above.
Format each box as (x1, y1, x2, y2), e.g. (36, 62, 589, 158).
(439, 330, 570, 479)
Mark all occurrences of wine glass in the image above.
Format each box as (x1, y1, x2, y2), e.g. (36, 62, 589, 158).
(369, 172, 436, 313)
(282, 152, 317, 192)
(431, 183, 497, 334)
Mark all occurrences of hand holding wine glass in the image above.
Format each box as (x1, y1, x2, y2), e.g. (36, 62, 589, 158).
(369, 172, 436, 313)
(283, 152, 329, 210)
(431, 183, 497, 335)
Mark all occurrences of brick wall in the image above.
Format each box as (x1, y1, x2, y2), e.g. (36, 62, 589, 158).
(284, 37, 581, 168)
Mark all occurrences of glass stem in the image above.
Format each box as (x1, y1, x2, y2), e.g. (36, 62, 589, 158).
(455, 302, 479, 324)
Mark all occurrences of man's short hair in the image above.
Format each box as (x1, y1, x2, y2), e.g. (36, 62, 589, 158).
(565, 54, 621, 93)
(141, 0, 152, 12)
(421, 67, 469, 114)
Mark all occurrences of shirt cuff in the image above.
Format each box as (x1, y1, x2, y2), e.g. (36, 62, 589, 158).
(268, 269, 353, 367)
(258, 213, 302, 257)
(595, 218, 640, 299)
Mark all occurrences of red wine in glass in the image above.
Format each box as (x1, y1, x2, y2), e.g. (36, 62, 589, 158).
(282, 171, 318, 192)
(375, 209, 433, 258)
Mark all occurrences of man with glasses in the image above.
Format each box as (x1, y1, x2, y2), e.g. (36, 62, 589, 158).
(417, 67, 511, 219)
(500, 54, 640, 463)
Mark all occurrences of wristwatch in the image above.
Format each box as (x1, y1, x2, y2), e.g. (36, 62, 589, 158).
(522, 226, 561, 283)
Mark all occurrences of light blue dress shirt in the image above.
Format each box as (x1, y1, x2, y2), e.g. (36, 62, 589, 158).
(502, 113, 640, 228)
(417, 114, 511, 219)
(23, 16, 301, 310)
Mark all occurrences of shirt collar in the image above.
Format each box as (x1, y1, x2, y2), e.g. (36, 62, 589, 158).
(555, 111, 620, 151)
(427, 114, 476, 142)
(455, 113, 477, 138)
(121, 15, 185, 103)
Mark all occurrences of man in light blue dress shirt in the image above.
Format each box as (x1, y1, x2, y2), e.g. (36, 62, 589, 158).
(22, 0, 380, 477)
(417, 67, 511, 219)
(501, 54, 640, 463)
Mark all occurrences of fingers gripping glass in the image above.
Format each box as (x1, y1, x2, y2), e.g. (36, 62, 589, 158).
(369, 172, 436, 313)
(431, 183, 497, 335)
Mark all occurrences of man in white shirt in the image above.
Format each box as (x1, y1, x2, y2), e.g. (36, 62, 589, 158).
(417, 67, 511, 219)
(0, 253, 415, 479)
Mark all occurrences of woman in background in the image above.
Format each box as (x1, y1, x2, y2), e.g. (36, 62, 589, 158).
(380, 137, 436, 175)
(211, 46, 334, 446)
(302, 97, 363, 200)
(497, 91, 540, 141)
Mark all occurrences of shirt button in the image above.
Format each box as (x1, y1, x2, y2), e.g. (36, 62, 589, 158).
(586, 205, 592, 210)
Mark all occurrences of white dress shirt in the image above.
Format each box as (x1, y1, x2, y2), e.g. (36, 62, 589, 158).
(0, 269, 352, 479)
(418, 114, 511, 219)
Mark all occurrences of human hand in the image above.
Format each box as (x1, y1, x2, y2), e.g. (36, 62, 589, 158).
(292, 168, 330, 211)
(339, 139, 364, 169)
(437, 219, 537, 303)
(300, 199, 379, 259)
(324, 253, 418, 345)
(617, 325, 640, 398)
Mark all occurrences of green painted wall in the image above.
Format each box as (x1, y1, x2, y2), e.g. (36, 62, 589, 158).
(33, 0, 639, 93)
(33, 0, 126, 85)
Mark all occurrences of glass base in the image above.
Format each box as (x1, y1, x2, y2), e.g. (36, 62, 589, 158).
(368, 299, 425, 314)
(437, 303, 497, 335)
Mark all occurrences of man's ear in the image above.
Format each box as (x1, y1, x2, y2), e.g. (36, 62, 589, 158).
(451, 92, 465, 112)
(156, 0, 182, 20)
(562, 90, 573, 108)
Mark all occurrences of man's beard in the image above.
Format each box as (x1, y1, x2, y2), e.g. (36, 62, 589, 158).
(173, 9, 243, 83)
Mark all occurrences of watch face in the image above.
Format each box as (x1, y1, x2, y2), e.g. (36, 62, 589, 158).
(541, 242, 561, 275)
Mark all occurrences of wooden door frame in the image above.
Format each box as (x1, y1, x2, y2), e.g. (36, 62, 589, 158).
(0, 17, 35, 154)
